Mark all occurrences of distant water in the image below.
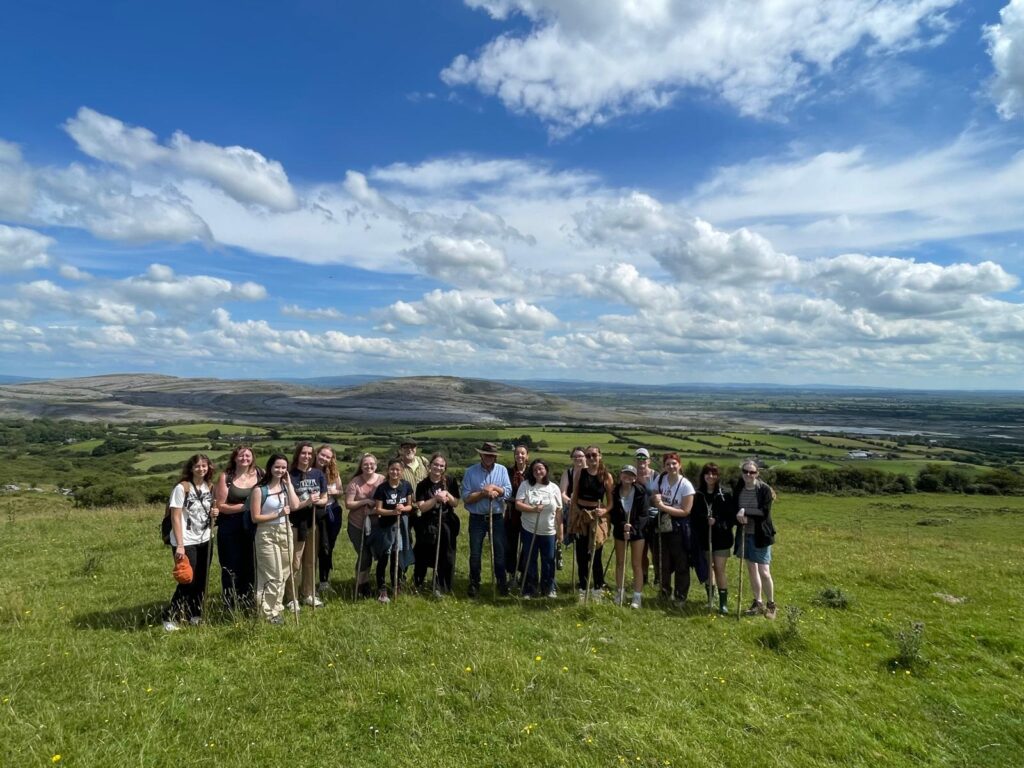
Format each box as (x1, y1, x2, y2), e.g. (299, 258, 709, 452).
(767, 424, 957, 437)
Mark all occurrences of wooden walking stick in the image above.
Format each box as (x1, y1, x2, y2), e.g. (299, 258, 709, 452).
(736, 509, 745, 620)
(584, 518, 597, 606)
(309, 511, 317, 613)
(201, 509, 218, 623)
(706, 497, 716, 612)
(353, 512, 367, 601)
(488, 497, 497, 599)
(285, 513, 300, 625)
(431, 490, 446, 596)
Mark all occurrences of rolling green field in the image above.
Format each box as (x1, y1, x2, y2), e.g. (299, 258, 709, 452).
(1, 493, 1021, 767)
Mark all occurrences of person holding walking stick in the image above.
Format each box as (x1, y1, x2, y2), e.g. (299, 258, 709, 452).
(372, 458, 414, 604)
(515, 459, 563, 599)
(414, 454, 461, 596)
(286, 442, 327, 610)
(694, 462, 734, 615)
(610, 465, 648, 609)
(213, 445, 261, 613)
(345, 454, 384, 600)
(568, 445, 614, 604)
(163, 454, 218, 631)
(734, 459, 778, 620)
(461, 442, 512, 598)
(250, 454, 301, 624)
(653, 453, 696, 607)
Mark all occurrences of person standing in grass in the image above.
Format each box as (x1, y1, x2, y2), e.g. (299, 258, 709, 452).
(164, 454, 218, 631)
(372, 458, 414, 603)
(634, 447, 659, 586)
(558, 447, 587, 569)
(413, 453, 461, 594)
(568, 445, 614, 602)
(287, 442, 327, 609)
(694, 462, 734, 615)
(398, 439, 428, 589)
(514, 459, 562, 599)
(505, 444, 530, 585)
(315, 444, 343, 595)
(250, 453, 301, 624)
(610, 464, 648, 609)
(462, 442, 512, 598)
(652, 452, 695, 605)
(734, 459, 778, 620)
(344, 453, 384, 599)
(213, 445, 261, 613)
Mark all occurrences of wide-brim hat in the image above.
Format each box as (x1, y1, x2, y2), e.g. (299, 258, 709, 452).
(475, 441, 501, 456)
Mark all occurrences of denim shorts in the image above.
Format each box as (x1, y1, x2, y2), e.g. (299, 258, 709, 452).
(734, 534, 771, 565)
(712, 548, 731, 559)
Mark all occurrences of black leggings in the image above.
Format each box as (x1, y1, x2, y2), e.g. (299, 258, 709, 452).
(166, 541, 211, 621)
(573, 533, 605, 590)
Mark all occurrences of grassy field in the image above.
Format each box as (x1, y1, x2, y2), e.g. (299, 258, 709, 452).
(1, 492, 1022, 767)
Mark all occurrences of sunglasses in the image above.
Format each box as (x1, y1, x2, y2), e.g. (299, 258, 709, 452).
(743, 469, 758, 475)
(585, 452, 599, 459)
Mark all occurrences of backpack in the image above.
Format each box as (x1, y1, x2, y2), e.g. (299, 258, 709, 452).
(242, 479, 280, 533)
(161, 481, 198, 546)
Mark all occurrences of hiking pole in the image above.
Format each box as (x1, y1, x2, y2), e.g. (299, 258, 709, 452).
(309, 511, 317, 614)
(432, 498, 445, 596)
(707, 507, 716, 612)
(354, 513, 367, 601)
(617, 538, 628, 608)
(736, 511, 745, 620)
(201, 513, 218, 623)
(285, 517, 299, 625)
(488, 498, 496, 599)
(584, 519, 597, 606)
(520, 523, 539, 598)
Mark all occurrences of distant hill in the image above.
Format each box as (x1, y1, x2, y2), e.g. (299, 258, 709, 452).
(0, 374, 632, 425)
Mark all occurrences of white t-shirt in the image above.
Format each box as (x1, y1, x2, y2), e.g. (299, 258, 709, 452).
(516, 481, 563, 536)
(168, 481, 213, 546)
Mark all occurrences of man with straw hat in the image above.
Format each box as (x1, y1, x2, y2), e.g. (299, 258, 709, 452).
(461, 441, 512, 598)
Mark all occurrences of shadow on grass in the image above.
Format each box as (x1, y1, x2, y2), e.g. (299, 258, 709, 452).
(73, 600, 170, 631)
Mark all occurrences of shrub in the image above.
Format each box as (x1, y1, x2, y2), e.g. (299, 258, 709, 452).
(813, 586, 852, 609)
(890, 621, 927, 671)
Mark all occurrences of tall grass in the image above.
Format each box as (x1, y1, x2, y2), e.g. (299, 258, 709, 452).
(1, 493, 1022, 766)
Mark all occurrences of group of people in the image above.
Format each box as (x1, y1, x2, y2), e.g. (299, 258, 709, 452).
(162, 439, 778, 629)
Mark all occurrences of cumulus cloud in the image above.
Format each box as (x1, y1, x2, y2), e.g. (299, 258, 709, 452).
(0, 140, 35, 217)
(987, 0, 1024, 119)
(385, 289, 559, 338)
(401, 235, 516, 288)
(443, 0, 958, 134)
(64, 107, 299, 210)
(282, 304, 346, 321)
(0, 225, 53, 272)
(117, 264, 267, 305)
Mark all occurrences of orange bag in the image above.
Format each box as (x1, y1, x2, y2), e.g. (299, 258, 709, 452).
(172, 556, 193, 585)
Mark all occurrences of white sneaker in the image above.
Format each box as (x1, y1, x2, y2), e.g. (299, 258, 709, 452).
(589, 588, 604, 604)
(163, 620, 180, 632)
(286, 600, 301, 611)
(302, 596, 324, 607)
(630, 593, 642, 610)
(547, 588, 558, 599)
(578, 589, 587, 603)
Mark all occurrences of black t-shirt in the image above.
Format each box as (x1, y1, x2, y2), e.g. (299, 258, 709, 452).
(415, 476, 461, 521)
(373, 480, 413, 528)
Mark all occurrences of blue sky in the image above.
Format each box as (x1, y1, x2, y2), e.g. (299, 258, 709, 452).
(2, 0, 1024, 388)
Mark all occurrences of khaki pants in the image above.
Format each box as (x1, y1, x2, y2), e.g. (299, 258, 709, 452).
(255, 522, 291, 620)
(285, 527, 317, 602)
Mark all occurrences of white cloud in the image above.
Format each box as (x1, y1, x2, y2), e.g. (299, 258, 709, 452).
(987, 0, 1024, 119)
(0, 140, 35, 217)
(117, 264, 267, 305)
(281, 304, 345, 321)
(444, 0, 958, 134)
(64, 107, 299, 210)
(0, 225, 53, 272)
(385, 288, 560, 337)
(58, 264, 92, 281)
(401, 235, 517, 288)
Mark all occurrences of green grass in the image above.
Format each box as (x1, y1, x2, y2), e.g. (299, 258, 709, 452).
(1, 493, 1022, 766)
(132, 450, 220, 471)
(154, 423, 269, 436)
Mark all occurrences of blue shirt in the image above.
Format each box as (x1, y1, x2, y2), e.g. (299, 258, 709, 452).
(461, 462, 512, 516)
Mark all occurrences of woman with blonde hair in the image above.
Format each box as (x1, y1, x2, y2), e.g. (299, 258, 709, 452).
(734, 459, 778, 619)
(345, 453, 384, 599)
(568, 445, 614, 602)
(315, 444, 343, 594)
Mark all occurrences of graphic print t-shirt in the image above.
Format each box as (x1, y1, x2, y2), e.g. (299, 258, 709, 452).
(373, 480, 413, 528)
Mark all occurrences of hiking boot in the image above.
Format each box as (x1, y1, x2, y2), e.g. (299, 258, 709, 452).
(743, 600, 765, 617)
(467, 583, 480, 598)
(764, 601, 778, 620)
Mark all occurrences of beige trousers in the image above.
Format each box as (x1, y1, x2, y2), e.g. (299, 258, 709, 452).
(284, 527, 316, 602)
(255, 522, 291, 620)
